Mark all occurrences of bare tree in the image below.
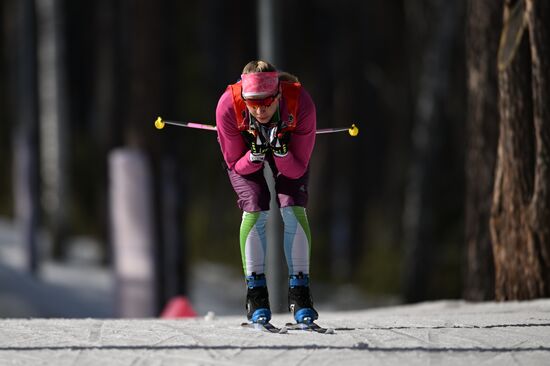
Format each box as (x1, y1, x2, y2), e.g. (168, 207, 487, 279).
(9, 0, 41, 273)
(490, 0, 550, 300)
(36, 0, 70, 259)
(110, 0, 188, 317)
(402, 0, 461, 302)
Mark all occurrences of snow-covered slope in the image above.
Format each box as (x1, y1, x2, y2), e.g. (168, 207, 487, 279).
(1, 300, 549, 365)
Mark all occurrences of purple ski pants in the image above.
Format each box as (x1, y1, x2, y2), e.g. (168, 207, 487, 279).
(226, 157, 309, 212)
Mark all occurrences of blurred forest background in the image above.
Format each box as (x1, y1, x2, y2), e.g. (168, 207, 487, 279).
(1, 0, 549, 317)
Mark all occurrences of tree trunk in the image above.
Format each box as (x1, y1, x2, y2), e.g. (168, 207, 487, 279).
(402, 0, 460, 302)
(463, 0, 501, 301)
(36, 0, 70, 259)
(92, 0, 118, 264)
(10, 0, 41, 273)
(328, 3, 357, 281)
(111, 0, 187, 315)
(490, 0, 550, 300)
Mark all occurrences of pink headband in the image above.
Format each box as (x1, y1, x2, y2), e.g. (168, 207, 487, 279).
(241, 72, 279, 98)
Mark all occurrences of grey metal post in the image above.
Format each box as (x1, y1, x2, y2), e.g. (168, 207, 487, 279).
(258, 0, 285, 313)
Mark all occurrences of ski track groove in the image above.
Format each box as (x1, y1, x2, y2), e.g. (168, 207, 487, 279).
(443, 329, 495, 350)
(267, 348, 293, 365)
(87, 321, 103, 344)
(482, 352, 519, 366)
(235, 325, 289, 363)
(509, 352, 523, 366)
(292, 348, 316, 366)
(386, 328, 435, 347)
(426, 329, 435, 345)
(150, 334, 180, 347)
(128, 354, 141, 366)
(361, 322, 550, 330)
(361, 326, 396, 347)
(492, 326, 550, 342)
(187, 332, 229, 362)
(508, 339, 529, 350)
(68, 349, 84, 366)
(230, 327, 262, 359)
(348, 330, 373, 350)
(3, 351, 44, 365)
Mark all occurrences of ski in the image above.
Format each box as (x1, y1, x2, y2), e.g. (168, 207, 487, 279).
(241, 321, 288, 334)
(285, 321, 335, 334)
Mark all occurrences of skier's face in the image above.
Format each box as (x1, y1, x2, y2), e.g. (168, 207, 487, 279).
(245, 94, 280, 124)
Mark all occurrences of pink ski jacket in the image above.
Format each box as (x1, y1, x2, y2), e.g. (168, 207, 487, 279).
(216, 86, 316, 179)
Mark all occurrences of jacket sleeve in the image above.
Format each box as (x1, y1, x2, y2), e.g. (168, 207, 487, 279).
(273, 88, 316, 179)
(216, 89, 264, 175)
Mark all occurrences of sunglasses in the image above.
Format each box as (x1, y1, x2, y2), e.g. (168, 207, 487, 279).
(243, 93, 279, 108)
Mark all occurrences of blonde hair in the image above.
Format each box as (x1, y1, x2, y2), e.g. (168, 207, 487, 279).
(242, 60, 276, 74)
(278, 71, 299, 83)
(242, 60, 299, 83)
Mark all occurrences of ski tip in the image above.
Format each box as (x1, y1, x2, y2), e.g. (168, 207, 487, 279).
(325, 327, 335, 334)
(279, 326, 288, 334)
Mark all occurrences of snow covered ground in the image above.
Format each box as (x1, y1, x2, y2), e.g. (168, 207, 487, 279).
(2, 218, 550, 364)
(1, 300, 550, 365)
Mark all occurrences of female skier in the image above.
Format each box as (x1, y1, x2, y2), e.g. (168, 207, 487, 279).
(216, 60, 318, 325)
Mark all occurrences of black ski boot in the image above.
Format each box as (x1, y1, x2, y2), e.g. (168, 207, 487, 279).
(288, 272, 318, 324)
(245, 273, 271, 323)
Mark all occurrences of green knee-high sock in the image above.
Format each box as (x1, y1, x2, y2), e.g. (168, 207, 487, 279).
(240, 211, 268, 276)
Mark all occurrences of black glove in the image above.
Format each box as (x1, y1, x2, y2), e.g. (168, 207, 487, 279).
(268, 127, 290, 158)
(242, 130, 269, 163)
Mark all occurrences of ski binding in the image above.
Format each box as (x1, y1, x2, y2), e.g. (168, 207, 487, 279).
(241, 317, 288, 334)
(285, 317, 335, 334)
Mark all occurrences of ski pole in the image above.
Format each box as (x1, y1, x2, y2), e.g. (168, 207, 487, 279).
(154, 117, 217, 132)
(316, 125, 359, 136)
(154, 117, 359, 136)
